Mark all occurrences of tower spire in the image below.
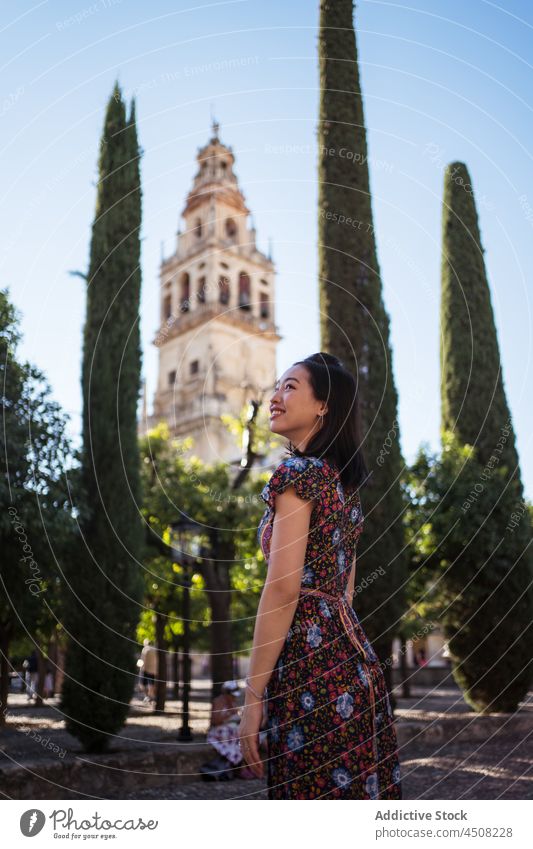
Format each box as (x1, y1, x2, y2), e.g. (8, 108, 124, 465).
(209, 103, 220, 142)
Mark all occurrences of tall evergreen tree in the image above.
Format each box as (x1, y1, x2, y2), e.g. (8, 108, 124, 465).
(440, 162, 527, 486)
(439, 161, 533, 710)
(61, 83, 144, 751)
(317, 0, 406, 691)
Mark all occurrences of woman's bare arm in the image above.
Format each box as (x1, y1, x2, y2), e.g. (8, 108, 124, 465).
(245, 487, 314, 701)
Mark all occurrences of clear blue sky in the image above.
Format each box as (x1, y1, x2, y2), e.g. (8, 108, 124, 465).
(2, 0, 532, 497)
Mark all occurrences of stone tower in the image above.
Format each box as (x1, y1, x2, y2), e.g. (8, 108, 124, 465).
(147, 121, 281, 465)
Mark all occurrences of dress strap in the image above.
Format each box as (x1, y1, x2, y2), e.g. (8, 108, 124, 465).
(299, 587, 368, 660)
(299, 586, 380, 797)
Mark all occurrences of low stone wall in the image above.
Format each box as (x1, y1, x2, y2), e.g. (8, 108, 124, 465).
(397, 709, 532, 746)
(393, 665, 454, 688)
(0, 743, 213, 800)
(2, 707, 531, 799)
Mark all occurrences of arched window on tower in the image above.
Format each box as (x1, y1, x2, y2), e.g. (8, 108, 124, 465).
(260, 292, 269, 319)
(163, 293, 172, 321)
(238, 271, 251, 310)
(225, 218, 237, 243)
(180, 273, 190, 312)
(194, 218, 202, 238)
(197, 276, 207, 304)
(219, 275, 230, 305)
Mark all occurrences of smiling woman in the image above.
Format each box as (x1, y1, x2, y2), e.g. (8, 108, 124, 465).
(238, 353, 402, 800)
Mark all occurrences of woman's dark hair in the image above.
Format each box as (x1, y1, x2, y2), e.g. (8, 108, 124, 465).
(286, 352, 369, 491)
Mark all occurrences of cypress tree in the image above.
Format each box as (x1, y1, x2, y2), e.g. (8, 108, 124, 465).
(61, 83, 144, 751)
(317, 0, 406, 687)
(441, 161, 525, 478)
(439, 161, 533, 710)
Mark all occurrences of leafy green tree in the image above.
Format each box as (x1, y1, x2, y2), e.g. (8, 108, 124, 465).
(140, 423, 268, 698)
(317, 0, 407, 692)
(61, 82, 144, 751)
(0, 289, 75, 724)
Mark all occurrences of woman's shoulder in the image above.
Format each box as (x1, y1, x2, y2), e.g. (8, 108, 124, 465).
(260, 454, 336, 507)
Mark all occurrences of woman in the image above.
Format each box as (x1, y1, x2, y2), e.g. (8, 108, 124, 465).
(238, 352, 402, 799)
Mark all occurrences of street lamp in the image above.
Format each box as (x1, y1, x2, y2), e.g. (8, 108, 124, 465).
(170, 517, 204, 743)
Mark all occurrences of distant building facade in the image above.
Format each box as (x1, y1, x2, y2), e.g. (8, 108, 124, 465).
(142, 121, 282, 466)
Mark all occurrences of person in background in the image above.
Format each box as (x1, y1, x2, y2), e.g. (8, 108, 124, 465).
(23, 650, 39, 701)
(204, 681, 253, 778)
(415, 647, 428, 667)
(140, 639, 158, 702)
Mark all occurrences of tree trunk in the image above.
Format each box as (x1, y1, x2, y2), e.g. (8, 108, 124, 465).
(376, 638, 397, 712)
(34, 645, 46, 708)
(202, 561, 234, 699)
(171, 643, 179, 700)
(48, 636, 58, 696)
(154, 611, 166, 713)
(399, 635, 410, 699)
(210, 599, 233, 699)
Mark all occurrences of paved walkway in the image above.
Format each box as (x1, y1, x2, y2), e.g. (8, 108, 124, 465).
(112, 724, 533, 800)
(1, 683, 532, 800)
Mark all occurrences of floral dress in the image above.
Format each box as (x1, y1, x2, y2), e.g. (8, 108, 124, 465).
(256, 454, 402, 800)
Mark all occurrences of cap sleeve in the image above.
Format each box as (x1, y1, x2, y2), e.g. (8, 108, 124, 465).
(261, 456, 324, 509)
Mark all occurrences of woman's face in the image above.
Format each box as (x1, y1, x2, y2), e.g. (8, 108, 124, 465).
(268, 364, 327, 450)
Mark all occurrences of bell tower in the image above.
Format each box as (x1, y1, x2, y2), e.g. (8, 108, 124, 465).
(148, 120, 281, 464)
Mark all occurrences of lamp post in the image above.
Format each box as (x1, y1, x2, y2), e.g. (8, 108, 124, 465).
(170, 517, 204, 743)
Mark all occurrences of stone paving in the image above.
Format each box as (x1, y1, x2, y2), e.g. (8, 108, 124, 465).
(1, 683, 532, 800)
(112, 727, 533, 800)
